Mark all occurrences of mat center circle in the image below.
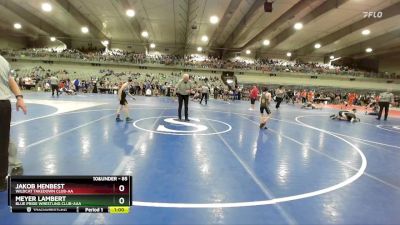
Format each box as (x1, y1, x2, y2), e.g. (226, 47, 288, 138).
(133, 116, 232, 135)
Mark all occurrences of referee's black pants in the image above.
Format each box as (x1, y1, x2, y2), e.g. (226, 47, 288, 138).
(0, 100, 11, 182)
(200, 93, 208, 104)
(51, 85, 59, 96)
(276, 97, 283, 109)
(378, 102, 390, 120)
(178, 94, 189, 120)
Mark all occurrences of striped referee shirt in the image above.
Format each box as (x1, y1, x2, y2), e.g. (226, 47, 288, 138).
(0, 55, 12, 100)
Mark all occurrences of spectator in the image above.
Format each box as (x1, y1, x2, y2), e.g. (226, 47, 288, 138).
(249, 85, 259, 111)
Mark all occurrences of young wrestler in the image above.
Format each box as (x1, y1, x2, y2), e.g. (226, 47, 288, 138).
(330, 108, 360, 122)
(259, 87, 272, 129)
(116, 78, 135, 122)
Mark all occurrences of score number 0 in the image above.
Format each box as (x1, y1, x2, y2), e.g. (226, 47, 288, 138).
(118, 185, 125, 205)
(118, 181, 128, 205)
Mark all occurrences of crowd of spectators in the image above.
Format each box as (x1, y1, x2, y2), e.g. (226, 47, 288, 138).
(239, 85, 399, 108)
(2, 48, 398, 79)
(4, 46, 398, 108)
(12, 64, 399, 109)
(12, 65, 228, 98)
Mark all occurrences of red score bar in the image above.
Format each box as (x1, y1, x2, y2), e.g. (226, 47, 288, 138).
(9, 176, 131, 195)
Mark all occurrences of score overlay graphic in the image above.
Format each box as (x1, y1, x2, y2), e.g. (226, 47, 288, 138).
(8, 176, 132, 213)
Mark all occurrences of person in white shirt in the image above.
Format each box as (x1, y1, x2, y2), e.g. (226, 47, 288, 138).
(377, 89, 395, 121)
(49, 75, 59, 97)
(0, 55, 27, 192)
(199, 83, 210, 105)
(275, 85, 285, 109)
(175, 74, 192, 121)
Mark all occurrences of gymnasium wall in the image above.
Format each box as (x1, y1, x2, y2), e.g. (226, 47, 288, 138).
(379, 55, 400, 74)
(110, 42, 146, 53)
(104, 41, 188, 56)
(255, 51, 325, 63)
(0, 35, 27, 49)
(70, 39, 104, 50)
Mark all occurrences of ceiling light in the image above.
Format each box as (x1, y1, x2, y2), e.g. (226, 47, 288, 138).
(81, 26, 89, 33)
(365, 47, 373, 53)
(201, 35, 208, 42)
(50, 37, 56, 42)
(210, 16, 219, 24)
(197, 47, 202, 52)
(294, 22, 303, 30)
(314, 43, 321, 49)
(286, 52, 292, 57)
(361, 29, 370, 35)
(141, 31, 149, 38)
(13, 23, 22, 29)
(41, 2, 52, 12)
(126, 9, 135, 17)
(263, 39, 270, 46)
(329, 55, 334, 60)
(245, 50, 251, 55)
(150, 43, 156, 48)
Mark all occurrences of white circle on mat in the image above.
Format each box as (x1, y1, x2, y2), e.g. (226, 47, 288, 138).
(133, 116, 232, 136)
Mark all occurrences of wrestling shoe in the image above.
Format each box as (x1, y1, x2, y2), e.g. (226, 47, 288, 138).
(116, 117, 123, 122)
(11, 166, 24, 176)
(125, 117, 134, 122)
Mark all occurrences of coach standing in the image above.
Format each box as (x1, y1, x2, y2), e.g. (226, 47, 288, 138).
(175, 74, 192, 121)
(377, 89, 394, 121)
(0, 55, 27, 191)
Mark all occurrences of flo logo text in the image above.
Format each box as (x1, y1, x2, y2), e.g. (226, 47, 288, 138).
(363, 12, 383, 18)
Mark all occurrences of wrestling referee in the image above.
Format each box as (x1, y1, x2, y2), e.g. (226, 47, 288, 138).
(0, 55, 27, 191)
(175, 74, 192, 121)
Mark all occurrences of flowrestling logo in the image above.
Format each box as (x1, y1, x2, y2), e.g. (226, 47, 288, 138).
(133, 116, 232, 135)
(156, 118, 208, 133)
(363, 11, 383, 18)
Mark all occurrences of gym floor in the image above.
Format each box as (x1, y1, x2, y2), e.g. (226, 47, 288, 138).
(1, 92, 400, 225)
